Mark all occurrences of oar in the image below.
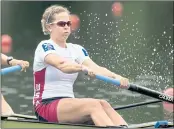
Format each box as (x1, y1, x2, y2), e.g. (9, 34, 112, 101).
(94, 74, 173, 104)
(114, 100, 162, 110)
(81, 69, 174, 104)
(1, 65, 22, 75)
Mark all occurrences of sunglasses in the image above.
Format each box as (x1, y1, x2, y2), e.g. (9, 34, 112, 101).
(52, 21, 72, 27)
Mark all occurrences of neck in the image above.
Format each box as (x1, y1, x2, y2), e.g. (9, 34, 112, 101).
(50, 35, 66, 48)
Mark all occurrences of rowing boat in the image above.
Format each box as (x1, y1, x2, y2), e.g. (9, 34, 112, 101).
(2, 116, 173, 128)
(1, 113, 174, 128)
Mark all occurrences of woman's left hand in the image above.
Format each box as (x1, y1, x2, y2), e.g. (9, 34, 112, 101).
(119, 77, 129, 89)
(113, 75, 129, 88)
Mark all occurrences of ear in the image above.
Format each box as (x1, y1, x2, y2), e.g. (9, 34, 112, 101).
(46, 24, 52, 32)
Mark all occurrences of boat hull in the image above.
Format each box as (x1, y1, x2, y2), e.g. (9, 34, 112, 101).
(2, 116, 173, 128)
(1, 119, 104, 128)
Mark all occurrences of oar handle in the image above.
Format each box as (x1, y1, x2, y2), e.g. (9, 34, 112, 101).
(96, 74, 121, 86)
(1, 65, 22, 75)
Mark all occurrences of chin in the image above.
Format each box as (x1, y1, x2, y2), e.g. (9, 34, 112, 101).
(63, 36, 69, 41)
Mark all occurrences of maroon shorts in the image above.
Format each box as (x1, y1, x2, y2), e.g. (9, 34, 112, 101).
(34, 97, 70, 123)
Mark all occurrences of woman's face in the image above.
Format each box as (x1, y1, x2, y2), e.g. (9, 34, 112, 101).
(49, 12, 71, 41)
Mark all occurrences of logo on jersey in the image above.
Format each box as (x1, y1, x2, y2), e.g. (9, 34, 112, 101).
(42, 43, 55, 52)
(82, 48, 88, 56)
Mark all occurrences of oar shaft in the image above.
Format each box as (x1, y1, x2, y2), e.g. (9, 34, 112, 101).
(1, 65, 22, 75)
(128, 84, 173, 103)
(114, 100, 162, 110)
(95, 74, 174, 104)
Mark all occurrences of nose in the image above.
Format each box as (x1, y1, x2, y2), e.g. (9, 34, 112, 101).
(65, 24, 69, 27)
(64, 24, 69, 30)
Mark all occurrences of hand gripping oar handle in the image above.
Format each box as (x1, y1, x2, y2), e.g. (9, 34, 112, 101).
(1, 65, 22, 75)
(94, 74, 173, 104)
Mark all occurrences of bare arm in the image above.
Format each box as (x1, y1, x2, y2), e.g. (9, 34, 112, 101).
(82, 58, 123, 80)
(44, 53, 83, 73)
(1, 53, 8, 65)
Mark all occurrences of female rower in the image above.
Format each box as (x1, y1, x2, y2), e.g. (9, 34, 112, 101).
(1, 53, 29, 115)
(33, 5, 129, 127)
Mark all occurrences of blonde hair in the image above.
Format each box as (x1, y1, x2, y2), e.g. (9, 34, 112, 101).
(41, 5, 70, 35)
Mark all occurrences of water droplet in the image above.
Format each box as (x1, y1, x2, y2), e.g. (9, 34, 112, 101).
(116, 38, 119, 42)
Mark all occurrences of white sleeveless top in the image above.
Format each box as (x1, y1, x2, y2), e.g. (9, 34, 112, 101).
(33, 39, 89, 106)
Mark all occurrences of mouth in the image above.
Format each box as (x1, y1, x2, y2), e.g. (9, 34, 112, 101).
(64, 32, 69, 34)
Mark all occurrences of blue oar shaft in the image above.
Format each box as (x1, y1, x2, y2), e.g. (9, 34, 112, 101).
(1, 65, 22, 75)
(96, 75, 120, 86)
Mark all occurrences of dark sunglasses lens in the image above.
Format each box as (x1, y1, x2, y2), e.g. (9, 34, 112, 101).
(57, 21, 66, 27)
(67, 21, 71, 26)
(57, 21, 71, 27)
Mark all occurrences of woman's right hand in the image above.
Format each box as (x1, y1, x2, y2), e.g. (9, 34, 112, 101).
(82, 65, 95, 77)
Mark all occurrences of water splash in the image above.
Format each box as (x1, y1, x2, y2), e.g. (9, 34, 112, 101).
(71, 9, 173, 98)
